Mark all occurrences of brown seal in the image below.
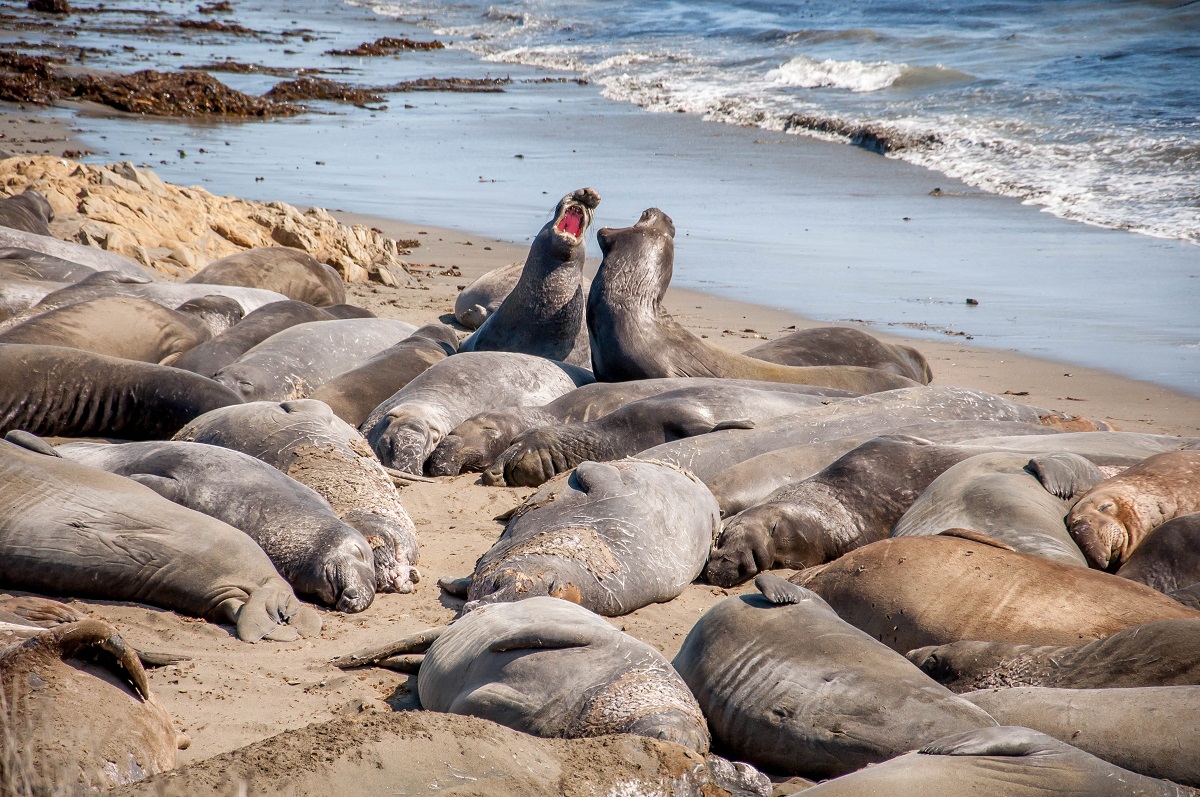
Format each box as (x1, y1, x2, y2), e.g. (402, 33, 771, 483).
(186, 246, 346, 307)
(1067, 450, 1200, 569)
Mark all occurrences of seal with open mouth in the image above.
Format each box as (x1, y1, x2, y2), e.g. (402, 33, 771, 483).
(460, 188, 599, 368)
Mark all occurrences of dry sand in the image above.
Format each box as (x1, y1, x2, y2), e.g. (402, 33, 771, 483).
(2, 117, 1199, 795)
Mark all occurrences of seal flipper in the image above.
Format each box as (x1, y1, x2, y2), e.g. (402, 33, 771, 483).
(1026, 453, 1104, 500)
(487, 625, 595, 653)
(755, 573, 812, 605)
(438, 575, 473, 598)
(572, 461, 622, 495)
(233, 585, 322, 643)
(919, 726, 1060, 757)
(669, 418, 755, 438)
(4, 430, 61, 457)
(127, 473, 183, 503)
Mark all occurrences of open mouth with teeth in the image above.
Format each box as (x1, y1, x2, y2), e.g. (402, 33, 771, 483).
(556, 205, 586, 239)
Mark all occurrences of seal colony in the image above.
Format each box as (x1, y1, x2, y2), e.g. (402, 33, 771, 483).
(2, 171, 1200, 797)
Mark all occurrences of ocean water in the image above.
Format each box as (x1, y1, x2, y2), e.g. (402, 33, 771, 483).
(363, 0, 1200, 245)
(4, 0, 1199, 394)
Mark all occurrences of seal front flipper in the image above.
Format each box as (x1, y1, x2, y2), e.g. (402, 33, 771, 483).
(4, 430, 60, 457)
(127, 473, 183, 502)
(919, 726, 1056, 757)
(487, 624, 595, 653)
(755, 573, 812, 605)
(1026, 452, 1103, 499)
(438, 575, 473, 598)
(233, 584, 322, 643)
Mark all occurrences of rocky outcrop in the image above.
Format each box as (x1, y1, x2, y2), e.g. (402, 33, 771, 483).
(0, 155, 419, 284)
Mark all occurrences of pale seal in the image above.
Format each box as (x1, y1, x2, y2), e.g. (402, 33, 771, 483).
(453, 261, 523, 329)
(418, 596, 710, 752)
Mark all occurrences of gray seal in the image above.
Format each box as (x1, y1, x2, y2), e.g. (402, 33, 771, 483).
(173, 294, 246, 339)
(0, 295, 211, 364)
(963, 686, 1200, 786)
(56, 438, 378, 613)
(0, 189, 54, 236)
(0, 344, 243, 440)
(791, 726, 1194, 797)
(212, 317, 418, 401)
(171, 299, 374, 377)
(890, 451, 1100, 566)
(460, 188, 599, 367)
(361, 351, 593, 474)
(0, 246, 103, 283)
(0, 437, 321, 642)
(1117, 512, 1200, 595)
(586, 208, 919, 392)
(790, 532, 1200, 653)
(453, 261, 524, 329)
(448, 459, 719, 616)
(907, 617, 1200, 692)
(174, 399, 420, 594)
(0, 225, 155, 279)
(672, 574, 995, 779)
(635, 386, 1100, 483)
(418, 596, 710, 752)
(743, 326, 933, 384)
(186, 246, 346, 307)
(480, 384, 852, 488)
(309, 322, 459, 427)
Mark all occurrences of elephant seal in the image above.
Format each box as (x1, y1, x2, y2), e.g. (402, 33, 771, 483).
(478, 384, 852, 488)
(743, 326, 933, 384)
(460, 188, 599, 367)
(171, 299, 374, 377)
(1118, 512, 1200, 595)
(790, 532, 1200, 653)
(792, 726, 1195, 797)
(706, 436, 987, 587)
(0, 438, 321, 642)
(586, 208, 919, 391)
(672, 574, 995, 779)
(186, 246, 346, 306)
(1067, 450, 1200, 570)
(1, 618, 186, 791)
(907, 618, 1200, 692)
(418, 596, 710, 752)
(454, 261, 524, 329)
(963, 686, 1200, 786)
(890, 451, 1099, 567)
(636, 386, 1100, 482)
(362, 351, 593, 473)
(25, 270, 288, 319)
(430, 376, 833, 477)
(0, 189, 53, 236)
(0, 273, 70, 323)
(212, 317, 418, 401)
(309, 323, 459, 426)
(0, 296, 210, 364)
(0, 226, 154, 279)
(0, 344, 243, 440)
(450, 459, 719, 616)
(56, 438, 377, 612)
(174, 399, 420, 594)
(706, 420, 1063, 518)
(173, 295, 245, 338)
(0, 246, 102, 283)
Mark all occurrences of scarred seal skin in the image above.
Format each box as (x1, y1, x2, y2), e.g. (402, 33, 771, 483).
(457, 459, 719, 617)
(672, 574, 995, 779)
(0, 343, 244, 440)
(0, 437, 321, 642)
(460, 188, 599, 368)
(418, 596, 711, 753)
(586, 207, 920, 392)
(1067, 450, 1200, 570)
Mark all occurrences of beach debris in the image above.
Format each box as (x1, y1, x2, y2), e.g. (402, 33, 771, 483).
(0, 156, 421, 283)
(326, 37, 445, 56)
(265, 77, 385, 104)
(177, 18, 260, 35)
(198, 0, 233, 12)
(966, 297, 979, 305)
(27, 0, 70, 13)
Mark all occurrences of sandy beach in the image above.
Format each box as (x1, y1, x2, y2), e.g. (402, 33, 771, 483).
(3, 2, 1200, 792)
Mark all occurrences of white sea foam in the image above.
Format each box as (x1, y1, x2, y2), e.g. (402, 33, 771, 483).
(768, 55, 905, 92)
